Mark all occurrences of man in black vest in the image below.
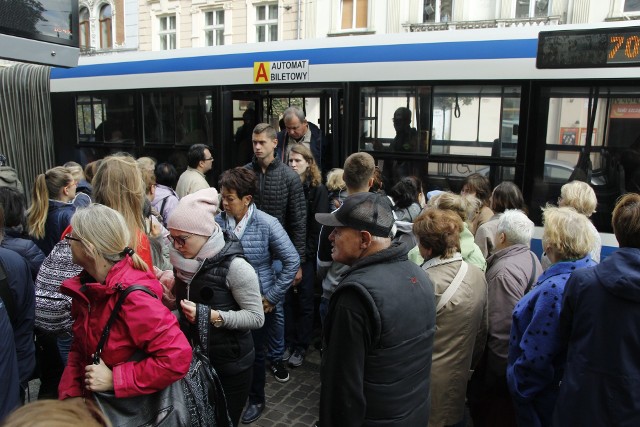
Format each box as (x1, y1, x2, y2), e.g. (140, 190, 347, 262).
(315, 192, 436, 426)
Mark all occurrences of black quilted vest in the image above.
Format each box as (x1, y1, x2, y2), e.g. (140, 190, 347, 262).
(176, 231, 254, 375)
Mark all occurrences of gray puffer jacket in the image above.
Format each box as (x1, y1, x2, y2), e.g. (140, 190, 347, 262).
(245, 157, 307, 262)
(216, 208, 300, 305)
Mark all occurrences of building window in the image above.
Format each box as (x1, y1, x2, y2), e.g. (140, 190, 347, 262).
(79, 7, 90, 49)
(625, 0, 640, 12)
(99, 4, 112, 49)
(423, 0, 452, 23)
(341, 0, 368, 29)
(159, 15, 177, 50)
(256, 3, 278, 42)
(204, 10, 224, 46)
(515, 0, 549, 19)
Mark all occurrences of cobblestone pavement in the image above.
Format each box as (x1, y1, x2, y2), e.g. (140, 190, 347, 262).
(246, 347, 321, 427)
(27, 345, 323, 427)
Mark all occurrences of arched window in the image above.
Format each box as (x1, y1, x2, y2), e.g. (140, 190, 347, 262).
(99, 4, 112, 49)
(79, 7, 90, 49)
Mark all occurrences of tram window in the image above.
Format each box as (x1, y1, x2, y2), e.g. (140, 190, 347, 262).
(143, 92, 174, 145)
(424, 162, 515, 193)
(431, 85, 520, 158)
(537, 86, 640, 233)
(359, 87, 430, 154)
(76, 94, 134, 143)
(175, 92, 212, 146)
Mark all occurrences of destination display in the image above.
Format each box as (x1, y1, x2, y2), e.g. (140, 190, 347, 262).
(537, 26, 640, 68)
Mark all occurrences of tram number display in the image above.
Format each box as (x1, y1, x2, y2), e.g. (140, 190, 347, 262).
(537, 27, 640, 68)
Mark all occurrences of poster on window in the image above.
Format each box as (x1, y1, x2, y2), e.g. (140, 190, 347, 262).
(559, 127, 578, 145)
(579, 128, 597, 146)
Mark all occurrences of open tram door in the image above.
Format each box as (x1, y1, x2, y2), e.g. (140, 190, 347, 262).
(226, 88, 343, 174)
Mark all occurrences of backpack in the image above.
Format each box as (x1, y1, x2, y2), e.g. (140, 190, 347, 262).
(34, 239, 82, 335)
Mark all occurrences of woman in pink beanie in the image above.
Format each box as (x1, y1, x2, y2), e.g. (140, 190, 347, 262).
(168, 187, 264, 426)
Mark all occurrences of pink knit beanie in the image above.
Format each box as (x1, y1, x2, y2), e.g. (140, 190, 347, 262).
(167, 187, 220, 236)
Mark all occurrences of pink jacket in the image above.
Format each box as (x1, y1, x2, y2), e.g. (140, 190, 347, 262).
(58, 257, 192, 399)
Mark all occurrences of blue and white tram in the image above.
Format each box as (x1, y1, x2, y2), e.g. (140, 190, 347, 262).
(51, 21, 640, 257)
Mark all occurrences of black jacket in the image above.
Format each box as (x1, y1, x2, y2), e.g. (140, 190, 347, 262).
(303, 180, 328, 262)
(276, 122, 325, 170)
(320, 241, 436, 426)
(175, 232, 254, 376)
(245, 157, 307, 262)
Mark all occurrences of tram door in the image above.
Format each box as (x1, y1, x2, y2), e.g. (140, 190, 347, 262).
(228, 89, 342, 174)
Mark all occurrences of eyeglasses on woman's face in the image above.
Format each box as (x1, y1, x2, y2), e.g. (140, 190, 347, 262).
(64, 233, 82, 243)
(168, 233, 195, 247)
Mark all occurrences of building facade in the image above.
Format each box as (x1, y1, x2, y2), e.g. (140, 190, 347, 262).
(78, 0, 640, 54)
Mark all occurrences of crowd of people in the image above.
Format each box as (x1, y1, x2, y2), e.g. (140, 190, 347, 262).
(0, 111, 639, 427)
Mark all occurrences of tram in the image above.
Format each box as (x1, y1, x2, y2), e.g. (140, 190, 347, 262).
(50, 21, 640, 256)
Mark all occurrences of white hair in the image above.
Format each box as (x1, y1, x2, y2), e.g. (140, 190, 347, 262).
(497, 209, 534, 246)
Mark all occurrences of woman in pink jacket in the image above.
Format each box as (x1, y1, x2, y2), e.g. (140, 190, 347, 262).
(58, 204, 191, 401)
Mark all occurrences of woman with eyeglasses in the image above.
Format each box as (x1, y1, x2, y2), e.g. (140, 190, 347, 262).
(27, 166, 88, 256)
(58, 204, 192, 404)
(168, 187, 264, 427)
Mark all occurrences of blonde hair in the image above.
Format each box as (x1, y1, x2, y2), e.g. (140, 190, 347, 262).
(63, 161, 86, 183)
(136, 156, 157, 173)
(289, 144, 322, 187)
(326, 168, 346, 192)
(27, 166, 73, 239)
(542, 205, 595, 260)
(1, 398, 111, 427)
(92, 155, 145, 249)
(140, 168, 156, 195)
(427, 191, 467, 222)
(71, 204, 148, 271)
(559, 181, 597, 217)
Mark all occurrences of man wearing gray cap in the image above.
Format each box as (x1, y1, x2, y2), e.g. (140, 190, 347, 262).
(315, 192, 436, 426)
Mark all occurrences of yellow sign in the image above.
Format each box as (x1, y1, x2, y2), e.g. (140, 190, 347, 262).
(253, 60, 309, 84)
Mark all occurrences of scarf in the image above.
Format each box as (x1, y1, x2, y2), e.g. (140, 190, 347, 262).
(226, 204, 254, 239)
(170, 229, 225, 285)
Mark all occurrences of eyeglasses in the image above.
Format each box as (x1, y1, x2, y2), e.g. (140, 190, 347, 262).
(203, 157, 214, 162)
(64, 233, 82, 243)
(168, 233, 195, 247)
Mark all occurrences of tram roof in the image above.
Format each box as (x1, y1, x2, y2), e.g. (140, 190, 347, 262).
(51, 21, 640, 92)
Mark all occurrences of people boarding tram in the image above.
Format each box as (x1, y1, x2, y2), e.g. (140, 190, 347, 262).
(4, 21, 640, 426)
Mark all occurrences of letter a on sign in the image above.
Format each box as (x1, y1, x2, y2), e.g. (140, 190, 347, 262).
(254, 62, 270, 83)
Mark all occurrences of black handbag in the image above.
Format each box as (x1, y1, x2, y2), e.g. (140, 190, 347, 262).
(183, 303, 233, 427)
(93, 285, 190, 427)
(93, 285, 233, 427)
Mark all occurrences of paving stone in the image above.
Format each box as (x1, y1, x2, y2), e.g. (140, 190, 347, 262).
(248, 347, 320, 427)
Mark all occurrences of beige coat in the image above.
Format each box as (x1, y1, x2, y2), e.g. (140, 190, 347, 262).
(175, 167, 209, 198)
(422, 255, 488, 427)
(470, 205, 494, 235)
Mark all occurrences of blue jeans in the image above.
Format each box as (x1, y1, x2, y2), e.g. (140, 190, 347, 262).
(284, 260, 315, 351)
(57, 333, 73, 367)
(248, 300, 284, 405)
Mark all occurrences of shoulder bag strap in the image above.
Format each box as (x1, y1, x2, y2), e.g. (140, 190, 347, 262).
(524, 252, 538, 294)
(195, 302, 211, 350)
(93, 285, 157, 364)
(436, 261, 468, 313)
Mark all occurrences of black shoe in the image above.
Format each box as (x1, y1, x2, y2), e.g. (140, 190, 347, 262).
(241, 403, 265, 424)
(270, 360, 290, 382)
